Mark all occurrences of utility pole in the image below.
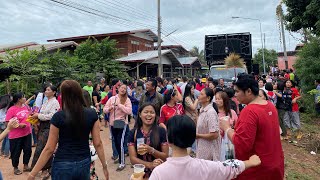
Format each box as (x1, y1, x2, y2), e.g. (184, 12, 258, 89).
(259, 21, 266, 75)
(232, 17, 266, 74)
(279, 10, 288, 69)
(264, 33, 266, 71)
(157, 0, 162, 77)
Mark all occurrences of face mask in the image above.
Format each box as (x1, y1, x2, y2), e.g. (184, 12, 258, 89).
(166, 85, 173, 90)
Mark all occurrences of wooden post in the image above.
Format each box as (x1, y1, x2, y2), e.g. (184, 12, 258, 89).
(136, 62, 140, 79)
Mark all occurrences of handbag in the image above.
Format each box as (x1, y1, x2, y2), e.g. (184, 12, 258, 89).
(113, 97, 126, 129)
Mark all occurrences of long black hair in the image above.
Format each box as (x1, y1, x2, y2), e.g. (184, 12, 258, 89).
(60, 80, 86, 140)
(164, 89, 176, 104)
(203, 88, 214, 102)
(8, 92, 24, 109)
(183, 83, 194, 109)
(134, 103, 160, 150)
(0, 95, 12, 110)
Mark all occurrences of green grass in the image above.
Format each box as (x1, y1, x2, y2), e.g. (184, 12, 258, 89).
(287, 171, 313, 180)
(300, 113, 319, 133)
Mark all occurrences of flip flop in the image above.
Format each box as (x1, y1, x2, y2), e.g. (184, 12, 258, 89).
(14, 168, 22, 175)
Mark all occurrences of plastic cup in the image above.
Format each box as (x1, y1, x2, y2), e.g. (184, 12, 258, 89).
(133, 164, 145, 174)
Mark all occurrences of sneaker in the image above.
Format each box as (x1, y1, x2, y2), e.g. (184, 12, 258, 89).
(116, 164, 126, 171)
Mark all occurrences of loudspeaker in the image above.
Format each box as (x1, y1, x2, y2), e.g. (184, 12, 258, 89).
(252, 64, 259, 75)
(205, 32, 252, 63)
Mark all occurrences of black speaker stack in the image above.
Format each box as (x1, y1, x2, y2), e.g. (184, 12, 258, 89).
(205, 32, 253, 73)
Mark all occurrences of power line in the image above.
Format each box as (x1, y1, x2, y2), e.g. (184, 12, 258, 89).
(92, 0, 157, 22)
(45, 0, 160, 31)
(52, 0, 195, 47)
(52, 0, 158, 29)
(105, 0, 180, 32)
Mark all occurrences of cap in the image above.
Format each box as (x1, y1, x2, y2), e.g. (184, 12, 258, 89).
(201, 78, 207, 83)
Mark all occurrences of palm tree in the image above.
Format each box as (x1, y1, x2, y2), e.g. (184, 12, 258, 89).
(224, 53, 245, 78)
(190, 46, 205, 64)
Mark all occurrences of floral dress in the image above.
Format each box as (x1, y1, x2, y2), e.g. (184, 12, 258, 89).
(196, 104, 221, 161)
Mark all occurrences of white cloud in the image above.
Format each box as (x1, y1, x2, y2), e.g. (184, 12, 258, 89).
(0, 0, 301, 54)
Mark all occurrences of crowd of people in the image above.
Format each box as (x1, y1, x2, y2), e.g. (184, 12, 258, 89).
(0, 69, 318, 180)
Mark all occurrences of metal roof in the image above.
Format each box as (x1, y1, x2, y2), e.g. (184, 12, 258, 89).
(47, 29, 159, 42)
(161, 45, 189, 52)
(177, 57, 201, 67)
(0, 42, 38, 53)
(0, 41, 78, 59)
(116, 50, 183, 67)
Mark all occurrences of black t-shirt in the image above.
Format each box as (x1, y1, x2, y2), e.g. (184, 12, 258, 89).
(50, 108, 98, 161)
(128, 127, 167, 159)
(92, 91, 101, 104)
(100, 84, 106, 92)
(282, 88, 293, 111)
(276, 91, 286, 110)
(128, 126, 167, 176)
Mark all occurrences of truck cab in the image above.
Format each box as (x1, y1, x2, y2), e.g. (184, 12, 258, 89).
(209, 65, 247, 87)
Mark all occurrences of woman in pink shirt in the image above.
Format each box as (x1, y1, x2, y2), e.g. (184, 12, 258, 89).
(104, 84, 132, 171)
(5, 92, 32, 175)
(215, 91, 238, 131)
(148, 115, 261, 180)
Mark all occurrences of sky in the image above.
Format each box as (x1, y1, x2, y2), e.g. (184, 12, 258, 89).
(0, 0, 302, 53)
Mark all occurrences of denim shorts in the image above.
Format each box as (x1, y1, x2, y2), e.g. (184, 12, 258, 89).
(51, 157, 91, 180)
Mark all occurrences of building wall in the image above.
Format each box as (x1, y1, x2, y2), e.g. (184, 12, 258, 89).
(69, 35, 129, 56)
(127, 35, 154, 55)
(277, 55, 297, 70)
(57, 34, 154, 57)
(131, 32, 154, 41)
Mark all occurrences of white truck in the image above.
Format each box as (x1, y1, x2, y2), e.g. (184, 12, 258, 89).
(209, 65, 247, 86)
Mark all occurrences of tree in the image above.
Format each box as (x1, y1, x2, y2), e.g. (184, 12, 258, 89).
(0, 48, 44, 94)
(294, 37, 320, 113)
(190, 46, 205, 64)
(34, 49, 82, 84)
(253, 48, 278, 74)
(283, 0, 320, 36)
(74, 37, 129, 82)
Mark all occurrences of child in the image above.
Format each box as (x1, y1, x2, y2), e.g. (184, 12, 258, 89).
(283, 80, 302, 141)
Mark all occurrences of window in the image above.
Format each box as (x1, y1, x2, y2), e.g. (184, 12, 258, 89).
(131, 40, 140, 45)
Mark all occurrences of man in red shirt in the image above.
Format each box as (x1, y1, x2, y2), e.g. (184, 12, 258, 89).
(220, 73, 284, 180)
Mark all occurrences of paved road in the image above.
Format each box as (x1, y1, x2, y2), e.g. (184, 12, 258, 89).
(0, 122, 134, 180)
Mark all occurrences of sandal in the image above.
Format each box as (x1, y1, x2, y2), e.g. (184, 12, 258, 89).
(14, 168, 22, 175)
(23, 167, 32, 172)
